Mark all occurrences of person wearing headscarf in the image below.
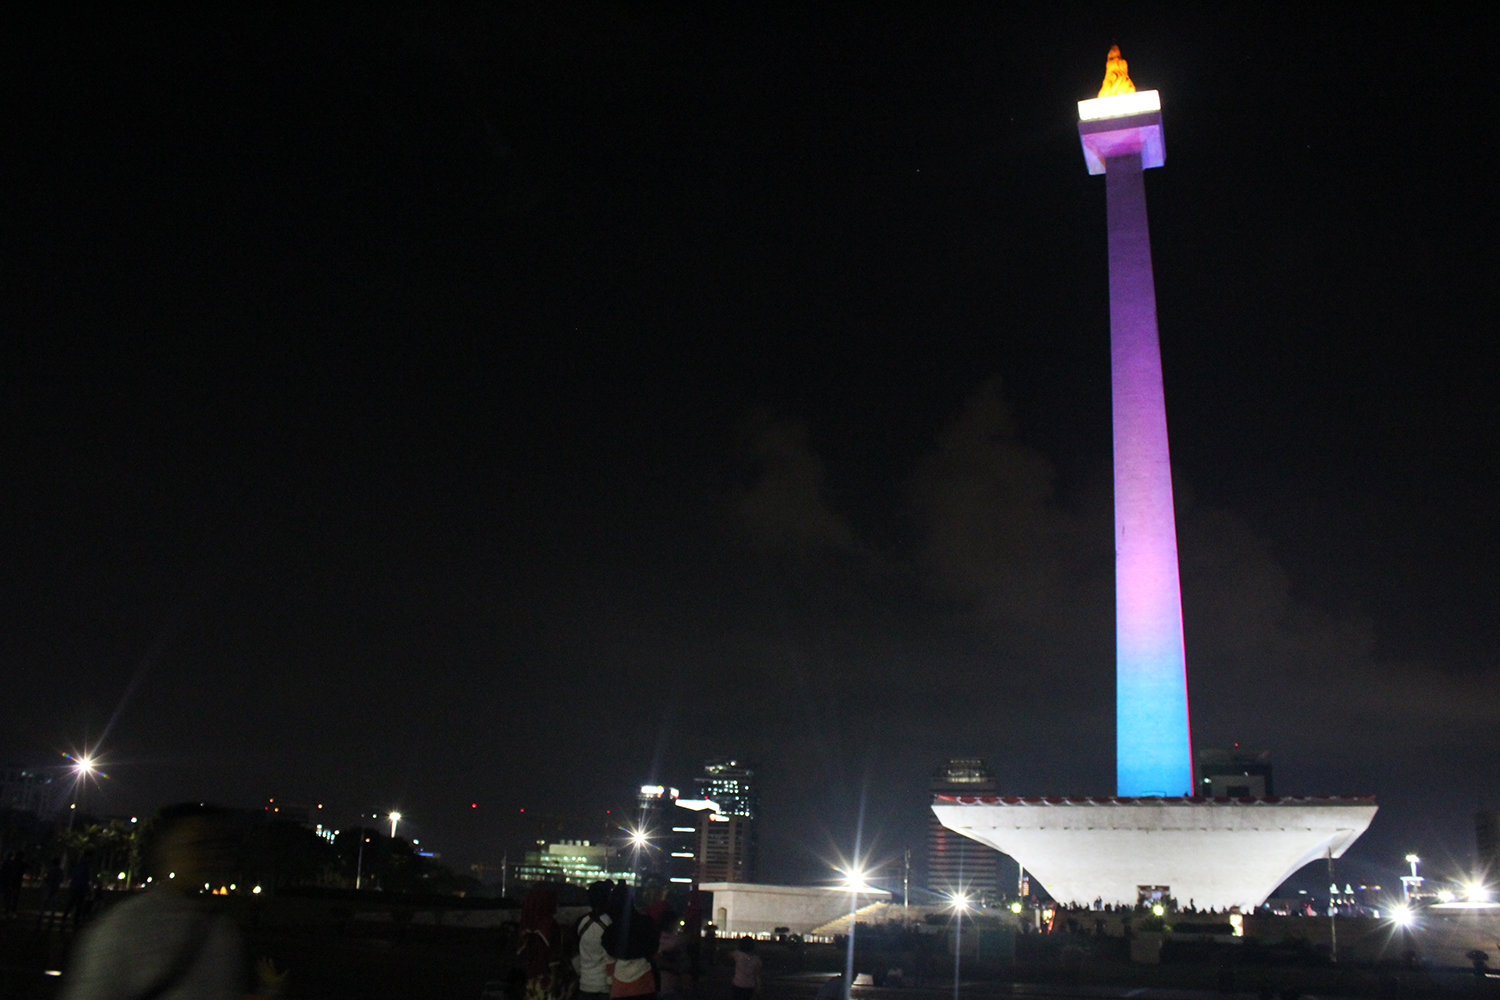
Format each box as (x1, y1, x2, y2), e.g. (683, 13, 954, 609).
(518, 888, 566, 1000)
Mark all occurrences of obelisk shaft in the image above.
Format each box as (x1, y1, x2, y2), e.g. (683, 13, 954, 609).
(1107, 151, 1193, 797)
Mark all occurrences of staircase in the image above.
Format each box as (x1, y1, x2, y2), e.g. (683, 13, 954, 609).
(810, 901, 900, 937)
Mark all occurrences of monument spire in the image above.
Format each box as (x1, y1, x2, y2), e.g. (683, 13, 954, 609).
(1078, 47, 1191, 797)
(928, 50, 1375, 911)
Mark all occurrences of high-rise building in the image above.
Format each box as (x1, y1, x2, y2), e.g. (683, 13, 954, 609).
(629, 785, 703, 887)
(695, 759, 758, 819)
(695, 759, 758, 881)
(516, 839, 634, 888)
(926, 759, 1001, 897)
(0, 767, 56, 816)
(697, 812, 752, 883)
(1195, 749, 1274, 798)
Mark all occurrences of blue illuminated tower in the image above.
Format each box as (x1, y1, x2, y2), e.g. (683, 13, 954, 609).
(1078, 48, 1193, 797)
(926, 50, 1377, 912)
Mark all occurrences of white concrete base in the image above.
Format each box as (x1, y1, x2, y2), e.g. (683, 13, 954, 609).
(698, 882, 890, 936)
(932, 796, 1376, 911)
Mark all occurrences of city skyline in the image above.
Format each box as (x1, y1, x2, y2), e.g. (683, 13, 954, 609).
(2, 7, 1497, 893)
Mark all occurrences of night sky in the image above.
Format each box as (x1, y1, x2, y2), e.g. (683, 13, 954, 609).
(4, 6, 1497, 894)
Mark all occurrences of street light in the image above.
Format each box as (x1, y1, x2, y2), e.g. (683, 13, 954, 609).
(356, 832, 371, 890)
(388, 811, 402, 838)
(66, 753, 99, 831)
(1402, 854, 1424, 903)
(950, 891, 970, 1000)
(836, 864, 869, 1000)
(839, 866, 871, 893)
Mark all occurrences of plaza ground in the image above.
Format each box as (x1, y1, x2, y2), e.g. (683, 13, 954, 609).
(1, 891, 1498, 999)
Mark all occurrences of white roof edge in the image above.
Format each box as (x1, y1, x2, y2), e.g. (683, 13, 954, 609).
(1078, 90, 1161, 121)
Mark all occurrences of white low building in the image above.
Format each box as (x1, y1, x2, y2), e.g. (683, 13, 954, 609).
(932, 795, 1377, 911)
(698, 883, 890, 936)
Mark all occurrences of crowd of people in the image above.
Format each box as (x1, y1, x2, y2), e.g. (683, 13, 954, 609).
(515, 880, 761, 1000)
(0, 849, 107, 932)
(12, 815, 767, 1000)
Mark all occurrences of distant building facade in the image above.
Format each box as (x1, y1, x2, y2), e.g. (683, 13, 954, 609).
(0, 767, 57, 816)
(696, 759, 758, 819)
(630, 785, 707, 887)
(926, 758, 1001, 897)
(1195, 748, 1274, 798)
(516, 839, 634, 888)
(695, 759, 758, 881)
(697, 812, 752, 883)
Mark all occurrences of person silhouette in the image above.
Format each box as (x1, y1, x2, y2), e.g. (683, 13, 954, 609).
(59, 804, 262, 1000)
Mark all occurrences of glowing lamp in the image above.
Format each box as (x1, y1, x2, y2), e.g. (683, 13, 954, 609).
(840, 867, 871, 893)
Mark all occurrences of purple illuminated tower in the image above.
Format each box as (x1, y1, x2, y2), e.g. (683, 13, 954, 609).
(1078, 58, 1192, 797)
(927, 53, 1377, 910)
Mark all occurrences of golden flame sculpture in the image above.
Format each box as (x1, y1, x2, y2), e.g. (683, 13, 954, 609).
(1097, 45, 1135, 98)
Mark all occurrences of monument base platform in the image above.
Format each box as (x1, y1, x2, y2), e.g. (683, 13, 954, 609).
(932, 795, 1376, 911)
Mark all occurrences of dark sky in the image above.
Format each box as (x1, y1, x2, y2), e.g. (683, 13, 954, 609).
(4, 6, 1497, 893)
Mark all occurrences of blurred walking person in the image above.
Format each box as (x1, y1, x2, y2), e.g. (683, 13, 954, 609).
(59, 804, 250, 999)
(0, 851, 24, 919)
(654, 910, 686, 996)
(64, 853, 96, 931)
(36, 857, 64, 932)
(730, 937, 762, 1000)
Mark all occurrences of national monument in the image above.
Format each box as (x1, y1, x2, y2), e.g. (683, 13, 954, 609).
(931, 48, 1376, 911)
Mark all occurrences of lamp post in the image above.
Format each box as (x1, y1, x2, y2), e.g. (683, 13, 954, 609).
(68, 756, 95, 831)
(1402, 854, 1423, 904)
(903, 847, 911, 917)
(356, 832, 371, 890)
(627, 827, 652, 880)
(388, 811, 402, 839)
(839, 865, 869, 1000)
(951, 892, 970, 1000)
(1326, 847, 1338, 963)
